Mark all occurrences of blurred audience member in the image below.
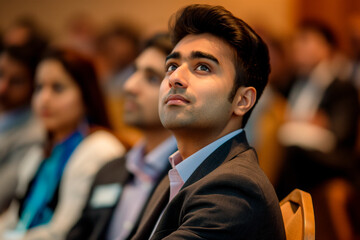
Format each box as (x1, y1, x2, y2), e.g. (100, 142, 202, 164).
(348, 14, 360, 90)
(2, 16, 48, 50)
(95, 21, 143, 149)
(58, 12, 98, 57)
(245, 33, 290, 185)
(96, 21, 141, 94)
(66, 33, 176, 240)
(0, 45, 46, 214)
(347, 14, 360, 167)
(0, 48, 125, 240)
(276, 20, 360, 240)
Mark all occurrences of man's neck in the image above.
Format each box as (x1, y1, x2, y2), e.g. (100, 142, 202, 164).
(143, 128, 172, 154)
(173, 127, 237, 159)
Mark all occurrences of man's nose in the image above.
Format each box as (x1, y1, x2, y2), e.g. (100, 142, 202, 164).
(123, 72, 140, 95)
(168, 66, 188, 89)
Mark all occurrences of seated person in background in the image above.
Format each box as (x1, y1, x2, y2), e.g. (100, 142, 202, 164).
(96, 22, 143, 149)
(96, 22, 141, 95)
(2, 16, 48, 49)
(0, 48, 125, 240)
(276, 21, 360, 198)
(0, 45, 45, 214)
(66, 33, 177, 240)
(131, 4, 285, 240)
(275, 20, 360, 240)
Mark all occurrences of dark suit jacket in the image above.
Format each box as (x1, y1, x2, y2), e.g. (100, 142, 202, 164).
(66, 154, 171, 240)
(319, 79, 359, 150)
(131, 132, 286, 240)
(276, 79, 360, 200)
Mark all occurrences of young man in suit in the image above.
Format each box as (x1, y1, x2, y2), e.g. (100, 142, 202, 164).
(131, 4, 286, 240)
(66, 33, 177, 240)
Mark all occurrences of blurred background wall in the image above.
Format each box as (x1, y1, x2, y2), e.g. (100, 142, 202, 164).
(0, 0, 296, 41)
(0, 0, 359, 52)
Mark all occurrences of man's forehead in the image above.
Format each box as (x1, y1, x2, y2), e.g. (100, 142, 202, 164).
(137, 47, 166, 66)
(171, 33, 234, 61)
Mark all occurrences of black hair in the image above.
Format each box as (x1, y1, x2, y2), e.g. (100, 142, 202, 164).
(169, 4, 270, 127)
(299, 20, 337, 48)
(96, 22, 141, 54)
(2, 44, 44, 82)
(143, 32, 173, 56)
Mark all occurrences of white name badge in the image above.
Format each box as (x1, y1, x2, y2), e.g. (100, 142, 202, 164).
(90, 183, 122, 208)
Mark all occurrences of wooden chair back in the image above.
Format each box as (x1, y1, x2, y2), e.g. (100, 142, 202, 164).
(280, 189, 315, 240)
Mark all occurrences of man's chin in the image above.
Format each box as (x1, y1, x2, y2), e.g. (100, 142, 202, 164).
(161, 120, 189, 131)
(123, 116, 137, 125)
(124, 117, 144, 128)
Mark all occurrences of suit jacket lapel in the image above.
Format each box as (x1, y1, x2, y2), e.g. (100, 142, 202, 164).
(182, 131, 251, 189)
(132, 176, 170, 240)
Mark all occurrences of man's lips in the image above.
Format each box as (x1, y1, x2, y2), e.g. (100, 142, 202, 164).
(165, 94, 190, 105)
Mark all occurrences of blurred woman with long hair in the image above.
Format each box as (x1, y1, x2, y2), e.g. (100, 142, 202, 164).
(0, 47, 125, 240)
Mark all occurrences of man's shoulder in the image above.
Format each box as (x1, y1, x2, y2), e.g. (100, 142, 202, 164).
(92, 156, 128, 186)
(165, 148, 284, 239)
(67, 130, 125, 169)
(185, 146, 278, 208)
(195, 148, 266, 189)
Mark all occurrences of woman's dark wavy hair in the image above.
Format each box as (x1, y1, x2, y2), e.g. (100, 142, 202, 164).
(40, 47, 111, 129)
(169, 4, 270, 127)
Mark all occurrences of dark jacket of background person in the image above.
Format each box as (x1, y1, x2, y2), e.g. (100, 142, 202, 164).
(66, 153, 173, 240)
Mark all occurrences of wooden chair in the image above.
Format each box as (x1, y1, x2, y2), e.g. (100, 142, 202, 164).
(280, 189, 315, 240)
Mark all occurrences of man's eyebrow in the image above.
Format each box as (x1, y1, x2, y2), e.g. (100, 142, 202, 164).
(191, 51, 219, 64)
(166, 52, 180, 62)
(165, 51, 219, 65)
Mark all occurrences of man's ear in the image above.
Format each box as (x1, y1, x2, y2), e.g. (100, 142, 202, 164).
(232, 87, 257, 117)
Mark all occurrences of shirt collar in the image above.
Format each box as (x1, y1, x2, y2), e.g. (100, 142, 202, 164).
(126, 136, 177, 181)
(169, 129, 243, 183)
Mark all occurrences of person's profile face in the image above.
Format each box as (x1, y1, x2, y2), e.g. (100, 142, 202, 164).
(123, 47, 165, 129)
(0, 53, 33, 111)
(32, 59, 85, 135)
(159, 33, 236, 132)
(292, 29, 330, 74)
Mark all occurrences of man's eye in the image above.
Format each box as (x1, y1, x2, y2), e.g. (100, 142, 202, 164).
(166, 64, 178, 72)
(146, 74, 161, 85)
(196, 64, 210, 72)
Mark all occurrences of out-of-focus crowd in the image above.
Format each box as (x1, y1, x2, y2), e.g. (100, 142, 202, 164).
(0, 12, 359, 240)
